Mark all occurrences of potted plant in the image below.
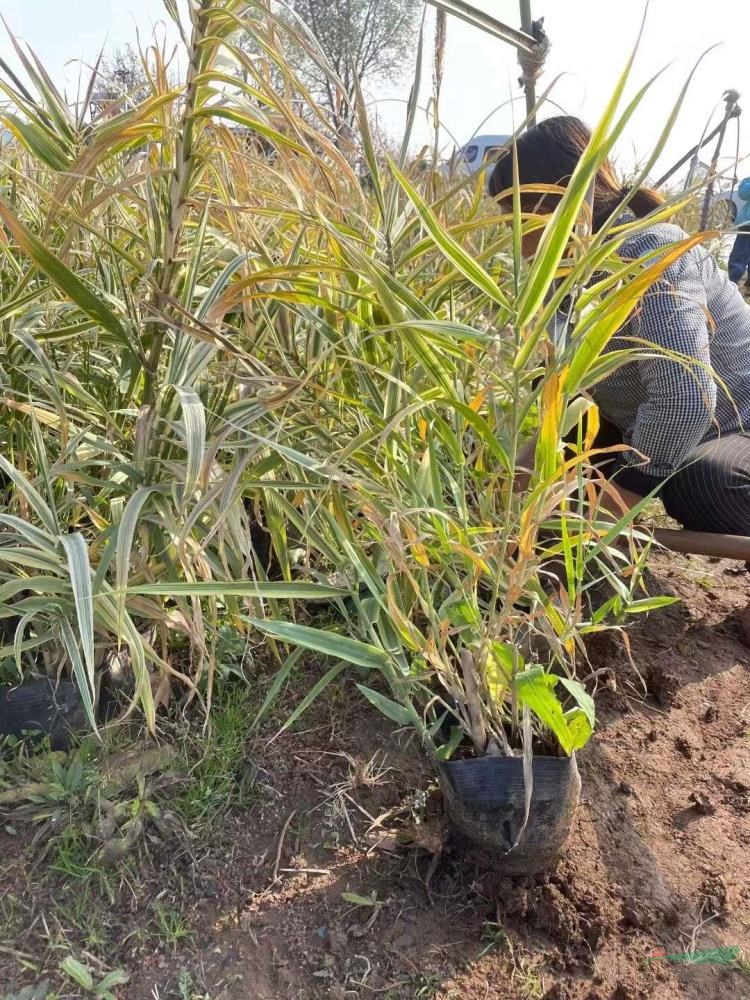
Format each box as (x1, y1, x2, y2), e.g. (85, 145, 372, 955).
(249, 378, 664, 871)
(245, 74, 686, 871)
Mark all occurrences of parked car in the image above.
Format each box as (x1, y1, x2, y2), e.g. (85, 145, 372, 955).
(685, 160, 743, 223)
(444, 133, 511, 190)
(711, 183, 742, 223)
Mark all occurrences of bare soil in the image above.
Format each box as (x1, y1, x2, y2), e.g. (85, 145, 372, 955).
(1, 550, 749, 1000)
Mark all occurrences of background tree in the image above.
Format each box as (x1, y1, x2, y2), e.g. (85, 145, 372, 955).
(280, 0, 422, 135)
(90, 44, 151, 118)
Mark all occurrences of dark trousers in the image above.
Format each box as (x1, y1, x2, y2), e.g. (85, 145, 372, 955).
(590, 416, 750, 535)
(728, 226, 750, 284)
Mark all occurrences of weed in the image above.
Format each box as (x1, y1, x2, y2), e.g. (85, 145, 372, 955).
(171, 686, 255, 831)
(49, 881, 113, 948)
(341, 889, 382, 908)
(3, 984, 57, 1000)
(49, 828, 113, 899)
(399, 972, 444, 999)
(511, 959, 545, 1000)
(323, 751, 392, 837)
(177, 968, 210, 1000)
(1, 735, 174, 893)
(215, 626, 250, 683)
(153, 901, 193, 948)
(476, 922, 544, 997)
(0, 892, 25, 939)
(479, 919, 509, 957)
(59, 955, 129, 998)
(736, 951, 750, 978)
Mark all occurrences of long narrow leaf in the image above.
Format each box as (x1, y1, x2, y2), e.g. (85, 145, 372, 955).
(60, 533, 96, 705)
(248, 618, 390, 670)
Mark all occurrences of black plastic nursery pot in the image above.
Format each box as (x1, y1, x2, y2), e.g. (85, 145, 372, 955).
(436, 752, 581, 875)
(0, 679, 84, 750)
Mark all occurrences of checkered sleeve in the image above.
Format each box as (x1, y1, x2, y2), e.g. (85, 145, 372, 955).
(610, 247, 717, 494)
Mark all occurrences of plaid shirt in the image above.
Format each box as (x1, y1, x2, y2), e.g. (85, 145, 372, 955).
(588, 222, 750, 493)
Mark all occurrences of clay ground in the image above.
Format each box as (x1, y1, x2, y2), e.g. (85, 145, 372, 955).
(1, 549, 749, 1000)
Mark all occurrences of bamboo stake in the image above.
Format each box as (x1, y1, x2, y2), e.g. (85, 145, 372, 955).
(652, 527, 750, 563)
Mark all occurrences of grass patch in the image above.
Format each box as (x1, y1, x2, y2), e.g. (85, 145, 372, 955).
(152, 902, 193, 949)
(170, 683, 257, 832)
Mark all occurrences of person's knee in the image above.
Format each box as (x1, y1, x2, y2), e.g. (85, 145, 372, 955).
(661, 444, 750, 533)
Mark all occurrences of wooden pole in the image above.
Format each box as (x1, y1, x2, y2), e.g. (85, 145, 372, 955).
(652, 527, 750, 563)
(654, 118, 728, 190)
(519, 0, 536, 126)
(699, 90, 741, 230)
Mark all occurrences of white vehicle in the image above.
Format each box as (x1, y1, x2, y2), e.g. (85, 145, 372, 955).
(444, 133, 511, 189)
(711, 182, 743, 223)
(685, 159, 744, 222)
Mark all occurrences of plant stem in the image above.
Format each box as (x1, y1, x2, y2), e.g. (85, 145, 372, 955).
(143, 0, 211, 408)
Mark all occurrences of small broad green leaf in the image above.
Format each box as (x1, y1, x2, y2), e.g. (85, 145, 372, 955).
(558, 676, 595, 730)
(356, 684, 413, 726)
(514, 666, 582, 755)
(485, 641, 520, 704)
(96, 968, 131, 992)
(60, 955, 95, 990)
(435, 725, 464, 761)
(563, 708, 593, 751)
(442, 596, 481, 631)
(489, 641, 517, 676)
(341, 891, 378, 907)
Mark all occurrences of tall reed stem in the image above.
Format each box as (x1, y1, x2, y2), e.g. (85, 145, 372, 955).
(143, 0, 212, 407)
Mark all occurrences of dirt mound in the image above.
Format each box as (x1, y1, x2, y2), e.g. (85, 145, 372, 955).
(1, 551, 749, 999)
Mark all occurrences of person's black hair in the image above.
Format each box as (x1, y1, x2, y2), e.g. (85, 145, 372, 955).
(489, 115, 663, 229)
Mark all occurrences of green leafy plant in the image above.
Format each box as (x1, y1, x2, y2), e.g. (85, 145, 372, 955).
(242, 63, 691, 759)
(0, 736, 176, 882)
(153, 902, 193, 948)
(0, 0, 685, 765)
(59, 956, 129, 999)
(2, 983, 55, 1000)
(0, 0, 354, 722)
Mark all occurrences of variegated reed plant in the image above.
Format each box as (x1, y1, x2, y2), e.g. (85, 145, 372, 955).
(241, 23, 701, 757)
(0, 0, 369, 727)
(0, 0, 693, 755)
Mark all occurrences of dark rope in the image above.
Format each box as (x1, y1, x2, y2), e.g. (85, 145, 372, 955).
(517, 18, 550, 90)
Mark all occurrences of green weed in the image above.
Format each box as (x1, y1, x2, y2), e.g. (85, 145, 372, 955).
(59, 955, 129, 998)
(171, 686, 256, 831)
(3, 984, 58, 1000)
(177, 968, 210, 1000)
(397, 973, 444, 999)
(479, 920, 509, 957)
(153, 902, 193, 949)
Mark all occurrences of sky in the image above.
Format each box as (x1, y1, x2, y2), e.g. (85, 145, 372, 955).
(0, 0, 747, 182)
